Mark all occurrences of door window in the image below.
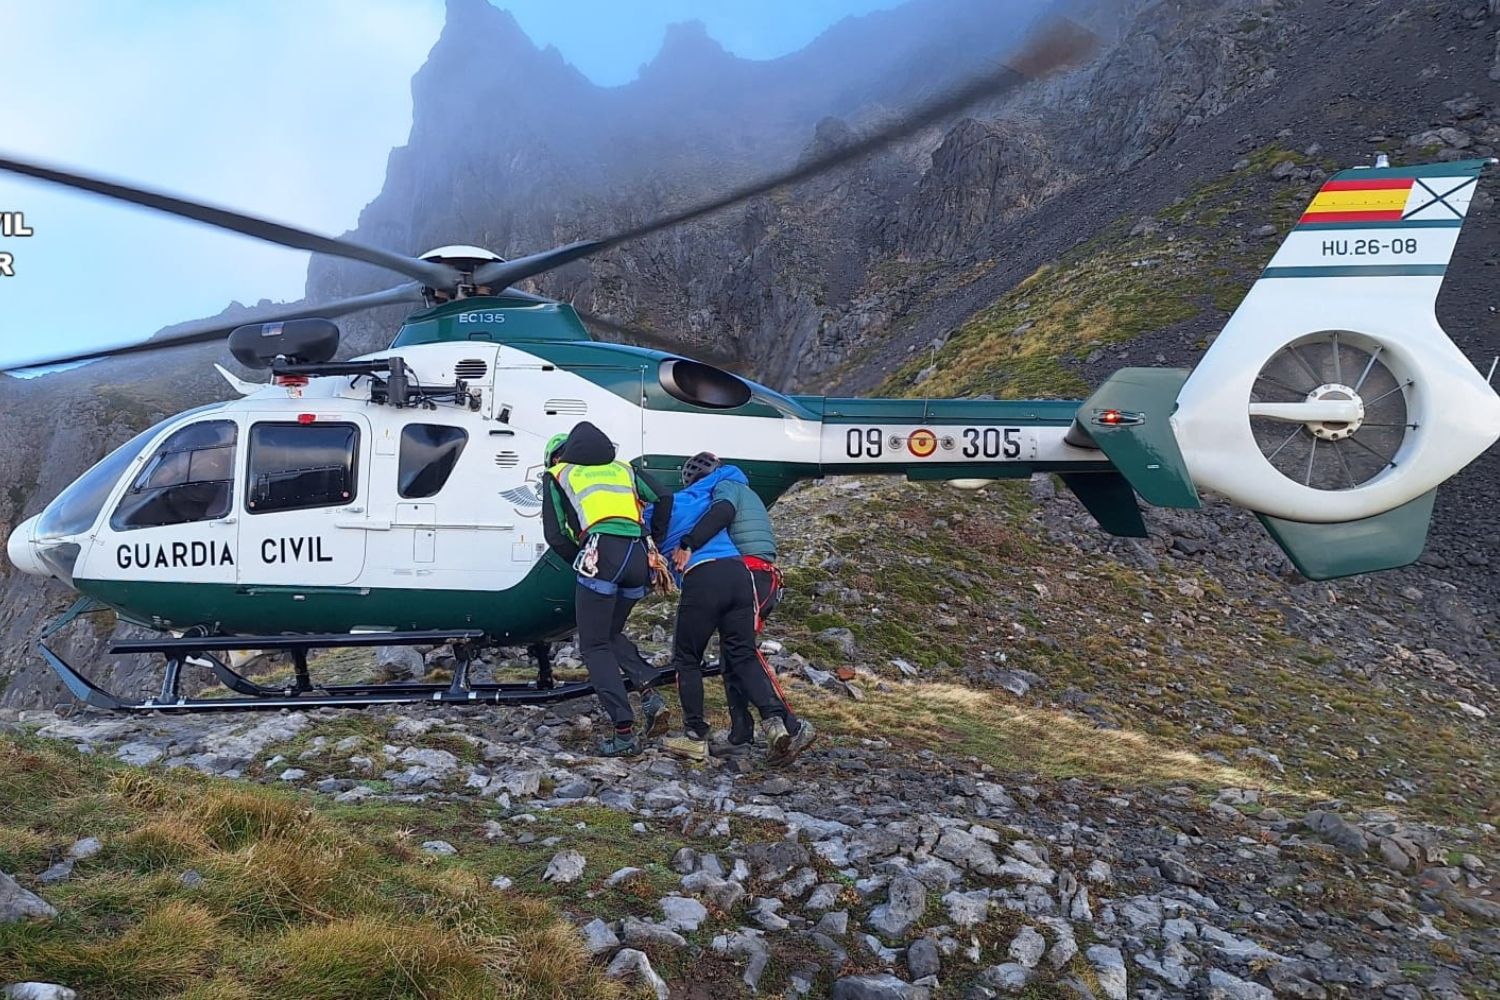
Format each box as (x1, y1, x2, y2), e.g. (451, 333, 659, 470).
(247, 422, 359, 514)
(398, 424, 468, 498)
(110, 420, 237, 530)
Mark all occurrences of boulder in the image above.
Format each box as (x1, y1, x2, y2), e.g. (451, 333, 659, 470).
(1086, 945, 1127, 1000)
(114, 743, 164, 767)
(906, 936, 940, 980)
(542, 850, 586, 884)
(374, 645, 425, 680)
(979, 963, 1031, 991)
(3, 986, 77, 1000)
(0, 873, 56, 923)
(579, 918, 619, 956)
(867, 876, 926, 938)
(1207, 969, 1274, 1000)
(604, 948, 669, 1000)
(1007, 926, 1046, 969)
(942, 889, 990, 927)
(1302, 811, 1368, 856)
(830, 973, 929, 1000)
(933, 827, 999, 875)
(658, 895, 708, 933)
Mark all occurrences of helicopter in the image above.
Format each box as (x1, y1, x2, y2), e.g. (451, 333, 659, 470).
(3, 18, 1498, 713)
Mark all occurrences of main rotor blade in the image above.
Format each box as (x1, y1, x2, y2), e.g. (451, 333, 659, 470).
(496, 286, 742, 368)
(0, 154, 462, 289)
(576, 308, 743, 369)
(474, 15, 1097, 293)
(471, 241, 605, 293)
(2, 283, 427, 372)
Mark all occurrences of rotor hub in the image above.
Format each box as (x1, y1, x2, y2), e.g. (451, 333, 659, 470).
(1304, 383, 1364, 441)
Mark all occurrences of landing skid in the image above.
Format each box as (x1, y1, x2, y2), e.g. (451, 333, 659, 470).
(38, 605, 709, 713)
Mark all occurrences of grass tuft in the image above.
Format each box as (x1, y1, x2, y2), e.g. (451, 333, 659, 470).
(250, 917, 500, 1000)
(0, 735, 629, 999)
(9, 900, 225, 999)
(197, 789, 310, 850)
(116, 817, 211, 870)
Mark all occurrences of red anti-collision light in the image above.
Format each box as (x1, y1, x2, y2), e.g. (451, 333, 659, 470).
(297, 413, 316, 425)
(1092, 408, 1145, 428)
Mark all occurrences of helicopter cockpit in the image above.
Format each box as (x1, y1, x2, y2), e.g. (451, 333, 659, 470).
(13, 405, 232, 584)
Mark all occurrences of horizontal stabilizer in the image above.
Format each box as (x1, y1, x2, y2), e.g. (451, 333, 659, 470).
(1070, 368, 1200, 509)
(1257, 489, 1436, 580)
(1059, 472, 1147, 537)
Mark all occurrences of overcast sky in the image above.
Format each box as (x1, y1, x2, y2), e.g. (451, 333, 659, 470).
(0, 0, 899, 368)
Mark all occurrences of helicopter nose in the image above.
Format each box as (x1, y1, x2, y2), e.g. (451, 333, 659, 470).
(6, 515, 47, 577)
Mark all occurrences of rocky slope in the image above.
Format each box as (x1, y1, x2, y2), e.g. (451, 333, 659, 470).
(1, 475, 1496, 998)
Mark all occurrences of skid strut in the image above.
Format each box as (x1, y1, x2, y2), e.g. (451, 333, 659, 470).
(37, 620, 715, 713)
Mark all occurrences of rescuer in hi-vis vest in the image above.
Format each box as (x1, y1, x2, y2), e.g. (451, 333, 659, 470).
(541, 421, 673, 756)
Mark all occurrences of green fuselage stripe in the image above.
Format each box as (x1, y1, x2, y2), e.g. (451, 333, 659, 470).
(1294, 219, 1463, 231)
(77, 557, 581, 641)
(1261, 264, 1447, 279)
(1328, 160, 1489, 180)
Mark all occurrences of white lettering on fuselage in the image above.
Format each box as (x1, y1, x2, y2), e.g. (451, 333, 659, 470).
(117, 541, 234, 570)
(457, 311, 507, 324)
(260, 536, 333, 564)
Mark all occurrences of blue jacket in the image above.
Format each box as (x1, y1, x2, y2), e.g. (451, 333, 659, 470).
(645, 467, 742, 578)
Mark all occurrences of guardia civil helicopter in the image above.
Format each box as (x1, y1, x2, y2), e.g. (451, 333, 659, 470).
(5, 19, 1499, 712)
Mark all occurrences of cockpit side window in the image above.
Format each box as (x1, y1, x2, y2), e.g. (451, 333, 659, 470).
(110, 420, 237, 531)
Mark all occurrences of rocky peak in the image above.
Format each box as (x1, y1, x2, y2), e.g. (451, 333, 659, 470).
(414, 0, 590, 116)
(639, 20, 732, 80)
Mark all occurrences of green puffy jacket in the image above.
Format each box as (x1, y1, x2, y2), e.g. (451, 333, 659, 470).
(715, 478, 777, 561)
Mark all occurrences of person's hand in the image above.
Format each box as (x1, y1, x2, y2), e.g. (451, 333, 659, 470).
(672, 547, 690, 572)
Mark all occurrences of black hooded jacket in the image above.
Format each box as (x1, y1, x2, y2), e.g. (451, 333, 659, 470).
(541, 421, 671, 562)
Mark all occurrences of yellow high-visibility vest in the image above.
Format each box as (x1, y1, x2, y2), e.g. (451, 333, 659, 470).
(549, 460, 642, 532)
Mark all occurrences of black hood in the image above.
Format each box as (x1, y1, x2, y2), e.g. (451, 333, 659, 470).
(557, 420, 618, 466)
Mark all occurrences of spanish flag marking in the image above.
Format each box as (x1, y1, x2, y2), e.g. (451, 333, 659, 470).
(1299, 178, 1414, 224)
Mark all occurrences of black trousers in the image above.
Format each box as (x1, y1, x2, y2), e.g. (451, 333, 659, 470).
(724, 564, 797, 732)
(671, 557, 790, 738)
(574, 534, 654, 728)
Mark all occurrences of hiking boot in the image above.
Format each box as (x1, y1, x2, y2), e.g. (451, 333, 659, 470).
(641, 690, 671, 740)
(663, 734, 709, 763)
(761, 716, 791, 759)
(727, 704, 756, 747)
(597, 732, 641, 757)
(769, 719, 818, 766)
(710, 729, 755, 757)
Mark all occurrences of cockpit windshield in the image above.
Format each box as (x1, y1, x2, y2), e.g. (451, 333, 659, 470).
(34, 406, 224, 540)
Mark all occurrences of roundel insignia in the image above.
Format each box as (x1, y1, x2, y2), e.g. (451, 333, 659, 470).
(908, 428, 938, 458)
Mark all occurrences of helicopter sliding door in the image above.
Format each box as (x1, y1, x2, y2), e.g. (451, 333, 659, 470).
(236, 415, 369, 587)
